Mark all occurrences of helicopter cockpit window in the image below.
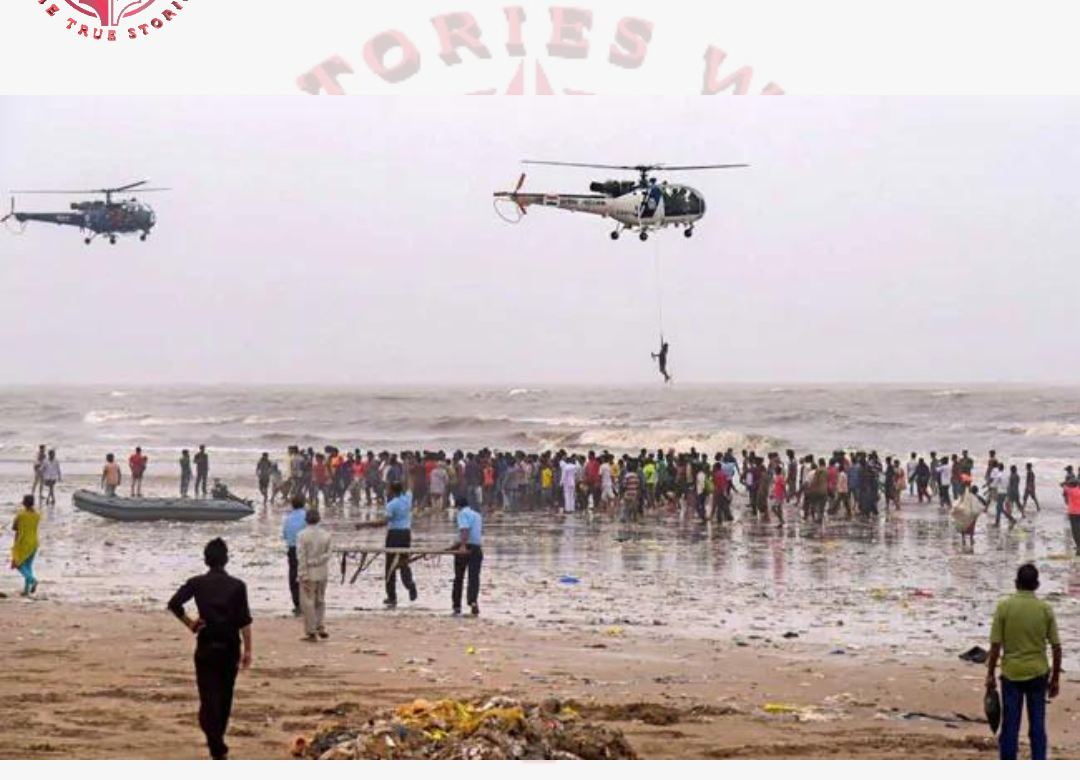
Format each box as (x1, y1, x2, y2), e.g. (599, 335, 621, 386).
(662, 186, 703, 218)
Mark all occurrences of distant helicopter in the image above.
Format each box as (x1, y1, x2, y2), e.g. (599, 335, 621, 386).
(493, 160, 747, 241)
(1, 181, 168, 245)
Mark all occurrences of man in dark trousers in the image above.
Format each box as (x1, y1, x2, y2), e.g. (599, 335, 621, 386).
(168, 538, 253, 760)
(193, 444, 210, 497)
(986, 563, 1062, 760)
(282, 495, 307, 616)
(359, 481, 417, 607)
(451, 493, 484, 617)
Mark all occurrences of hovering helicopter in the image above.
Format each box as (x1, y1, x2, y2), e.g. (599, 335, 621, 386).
(1, 181, 168, 245)
(493, 160, 748, 241)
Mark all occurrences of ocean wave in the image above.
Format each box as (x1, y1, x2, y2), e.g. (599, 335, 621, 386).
(524, 427, 778, 455)
(929, 389, 968, 399)
(1022, 422, 1080, 438)
(241, 415, 298, 426)
(138, 415, 243, 427)
(84, 410, 147, 425)
(428, 415, 518, 432)
(517, 414, 629, 428)
(418, 413, 632, 433)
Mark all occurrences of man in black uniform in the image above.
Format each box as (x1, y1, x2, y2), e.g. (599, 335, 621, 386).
(168, 538, 253, 760)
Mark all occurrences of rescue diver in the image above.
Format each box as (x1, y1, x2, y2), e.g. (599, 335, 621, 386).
(651, 339, 672, 383)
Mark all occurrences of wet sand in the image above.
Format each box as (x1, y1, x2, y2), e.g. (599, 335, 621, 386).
(5, 480, 1080, 758)
(17, 477, 1080, 655)
(2, 599, 1079, 759)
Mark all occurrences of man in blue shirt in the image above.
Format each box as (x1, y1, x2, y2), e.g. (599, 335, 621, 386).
(282, 495, 307, 616)
(382, 482, 417, 607)
(451, 494, 484, 617)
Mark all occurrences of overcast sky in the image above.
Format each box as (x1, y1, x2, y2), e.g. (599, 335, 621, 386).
(0, 97, 1077, 385)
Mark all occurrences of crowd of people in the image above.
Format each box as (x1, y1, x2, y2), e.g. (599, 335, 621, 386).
(248, 445, 1050, 529)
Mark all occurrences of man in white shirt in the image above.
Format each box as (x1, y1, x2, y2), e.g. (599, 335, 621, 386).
(906, 454, 918, 497)
(560, 457, 579, 514)
(296, 509, 333, 641)
(991, 464, 1014, 527)
(599, 458, 615, 512)
(40, 449, 62, 506)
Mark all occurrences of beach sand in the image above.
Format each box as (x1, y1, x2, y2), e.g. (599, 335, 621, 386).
(2, 600, 1077, 759)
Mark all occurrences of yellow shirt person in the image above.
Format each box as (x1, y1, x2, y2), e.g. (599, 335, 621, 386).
(11, 495, 41, 596)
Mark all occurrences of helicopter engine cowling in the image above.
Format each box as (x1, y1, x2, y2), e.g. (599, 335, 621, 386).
(590, 180, 637, 198)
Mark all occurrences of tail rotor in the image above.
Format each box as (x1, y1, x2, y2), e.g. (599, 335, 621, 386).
(0, 197, 24, 234)
(493, 173, 529, 224)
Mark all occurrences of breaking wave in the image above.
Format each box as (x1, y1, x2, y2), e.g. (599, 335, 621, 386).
(929, 389, 969, 399)
(523, 427, 779, 455)
(241, 415, 298, 426)
(1022, 422, 1080, 438)
(84, 410, 147, 425)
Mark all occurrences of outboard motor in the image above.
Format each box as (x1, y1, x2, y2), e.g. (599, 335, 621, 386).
(211, 479, 250, 505)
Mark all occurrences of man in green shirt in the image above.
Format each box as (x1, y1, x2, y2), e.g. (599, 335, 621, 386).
(986, 563, 1062, 760)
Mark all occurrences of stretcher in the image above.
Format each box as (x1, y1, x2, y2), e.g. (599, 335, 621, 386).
(339, 546, 468, 585)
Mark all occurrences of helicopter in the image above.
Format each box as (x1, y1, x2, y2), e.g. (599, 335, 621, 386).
(1, 181, 168, 245)
(493, 160, 747, 241)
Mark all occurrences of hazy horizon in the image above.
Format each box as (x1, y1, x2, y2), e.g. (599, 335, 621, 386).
(2, 96, 1077, 385)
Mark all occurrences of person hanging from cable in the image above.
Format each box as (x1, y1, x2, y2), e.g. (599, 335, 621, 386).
(651, 337, 672, 383)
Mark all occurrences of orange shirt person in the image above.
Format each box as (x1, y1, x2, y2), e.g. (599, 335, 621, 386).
(101, 453, 122, 497)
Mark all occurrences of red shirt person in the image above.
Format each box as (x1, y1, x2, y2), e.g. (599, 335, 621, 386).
(128, 447, 149, 497)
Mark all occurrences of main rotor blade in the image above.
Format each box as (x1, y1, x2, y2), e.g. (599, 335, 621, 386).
(10, 180, 158, 195)
(111, 180, 149, 193)
(521, 160, 749, 173)
(120, 188, 171, 194)
(650, 164, 749, 171)
(11, 189, 106, 195)
(522, 160, 642, 172)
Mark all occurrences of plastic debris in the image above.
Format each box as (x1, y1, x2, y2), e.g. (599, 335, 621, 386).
(761, 702, 834, 722)
(762, 703, 801, 715)
(604, 627, 625, 637)
(559, 576, 581, 585)
(295, 697, 636, 760)
(465, 645, 477, 655)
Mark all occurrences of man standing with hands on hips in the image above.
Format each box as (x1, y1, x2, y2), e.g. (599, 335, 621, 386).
(168, 538, 253, 760)
(986, 563, 1062, 760)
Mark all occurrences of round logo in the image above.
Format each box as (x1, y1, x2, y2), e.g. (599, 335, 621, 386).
(64, 0, 157, 28)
